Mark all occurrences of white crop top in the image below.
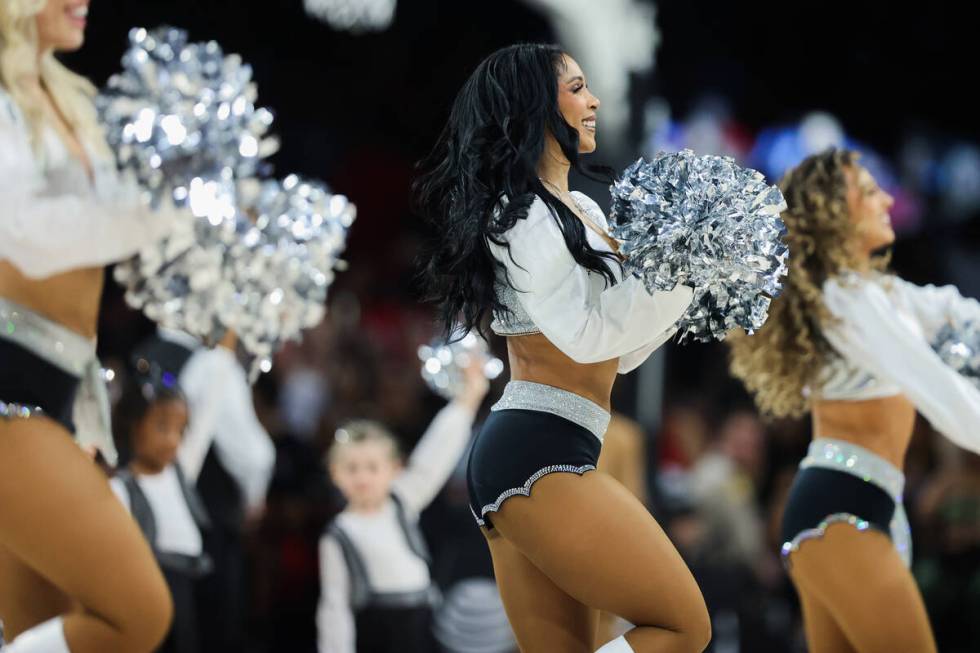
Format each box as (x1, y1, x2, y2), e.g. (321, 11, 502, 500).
(817, 272, 980, 455)
(0, 84, 177, 279)
(487, 192, 693, 374)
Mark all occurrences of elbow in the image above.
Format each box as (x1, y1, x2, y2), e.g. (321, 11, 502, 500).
(0, 252, 54, 280)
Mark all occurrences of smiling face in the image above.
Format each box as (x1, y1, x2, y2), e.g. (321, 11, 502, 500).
(35, 0, 89, 53)
(556, 54, 600, 154)
(845, 164, 895, 257)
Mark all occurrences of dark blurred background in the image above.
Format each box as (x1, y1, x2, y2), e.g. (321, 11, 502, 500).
(68, 1, 980, 651)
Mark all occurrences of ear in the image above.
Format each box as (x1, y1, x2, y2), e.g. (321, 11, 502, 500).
(327, 461, 340, 484)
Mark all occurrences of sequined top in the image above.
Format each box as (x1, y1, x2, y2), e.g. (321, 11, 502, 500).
(0, 84, 171, 279)
(490, 192, 611, 337)
(487, 191, 693, 374)
(816, 272, 980, 454)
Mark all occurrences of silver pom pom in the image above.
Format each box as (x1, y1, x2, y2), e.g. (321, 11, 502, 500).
(106, 27, 354, 378)
(419, 331, 504, 400)
(609, 149, 789, 343)
(230, 175, 356, 379)
(933, 320, 980, 390)
(98, 26, 279, 209)
(303, 0, 397, 33)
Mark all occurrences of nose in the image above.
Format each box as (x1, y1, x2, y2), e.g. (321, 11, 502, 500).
(588, 89, 600, 111)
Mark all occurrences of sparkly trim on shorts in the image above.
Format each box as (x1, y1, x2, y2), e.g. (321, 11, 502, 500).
(467, 381, 607, 529)
(780, 438, 910, 568)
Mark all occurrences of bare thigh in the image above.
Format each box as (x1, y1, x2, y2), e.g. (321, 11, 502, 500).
(789, 522, 936, 653)
(486, 528, 597, 652)
(0, 418, 172, 652)
(486, 470, 710, 653)
(796, 586, 856, 653)
(0, 543, 75, 635)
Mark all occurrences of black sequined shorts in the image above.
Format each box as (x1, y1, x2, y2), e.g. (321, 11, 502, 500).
(0, 321, 81, 433)
(466, 381, 609, 530)
(780, 438, 910, 567)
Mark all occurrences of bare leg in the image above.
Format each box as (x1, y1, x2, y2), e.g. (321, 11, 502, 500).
(789, 522, 936, 653)
(796, 586, 856, 653)
(486, 470, 710, 653)
(0, 418, 172, 652)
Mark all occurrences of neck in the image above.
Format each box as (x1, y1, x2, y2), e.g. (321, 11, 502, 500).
(130, 461, 168, 476)
(850, 245, 875, 273)
(18, 67, 43, 95)
(537, 137, 571, 193)
(35, 41, 52, 70)
(346, 497, 387, 514)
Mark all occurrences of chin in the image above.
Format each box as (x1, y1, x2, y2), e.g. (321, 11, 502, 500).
(49, 27, 86, 52)
(870, 232, 895, 252)
(59, 36, 86, 52)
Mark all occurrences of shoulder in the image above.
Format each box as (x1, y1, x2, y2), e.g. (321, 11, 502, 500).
(822, 271, 880, 297)
(569, 191, 607, 226)
(490, 193, 558, 244)
(822, 271, 899, 321)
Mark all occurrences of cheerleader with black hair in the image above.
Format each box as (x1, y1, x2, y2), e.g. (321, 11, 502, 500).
(414, 43, 710, 653)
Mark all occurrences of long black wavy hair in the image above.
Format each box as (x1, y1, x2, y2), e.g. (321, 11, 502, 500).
(413, 43, 618, 339)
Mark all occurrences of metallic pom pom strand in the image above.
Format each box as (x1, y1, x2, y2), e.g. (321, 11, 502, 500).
(608, 149, 788, 342)
(419, 331, 504, 400)
(933, 320, 980, 389)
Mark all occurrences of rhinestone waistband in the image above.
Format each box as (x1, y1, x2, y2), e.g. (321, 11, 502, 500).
(0, 297, 96, 376)
(801, 437, 905, 502)
(0, 297, 116, 465)
(491, 380, 610, 441)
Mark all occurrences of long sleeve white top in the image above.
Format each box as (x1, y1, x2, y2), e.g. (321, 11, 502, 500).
(0, 85, 176, 278)
(488, 192, 693, 374)
(161, 329, 276, 510)
(820, 273, 980, 455)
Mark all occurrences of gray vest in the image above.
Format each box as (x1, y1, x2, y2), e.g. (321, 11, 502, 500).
(117, 465, 214, 578)
(327, 493, 439, 611)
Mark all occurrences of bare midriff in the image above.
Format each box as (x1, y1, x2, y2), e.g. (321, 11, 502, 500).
(506, 332, 619, 411)
(0, 262, 103, 338)
(811, 394, 917, 468)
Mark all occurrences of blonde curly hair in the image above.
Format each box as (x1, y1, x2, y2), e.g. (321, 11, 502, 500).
(728, 149, 889, 418)
(0, 0, 108, 154)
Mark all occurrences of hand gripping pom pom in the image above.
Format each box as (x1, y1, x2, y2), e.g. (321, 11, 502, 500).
(609, 149, 789, 342)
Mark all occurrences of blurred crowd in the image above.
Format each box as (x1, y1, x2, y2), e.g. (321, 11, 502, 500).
(82, 6, 979, 650)
(97, 266, 980, 653)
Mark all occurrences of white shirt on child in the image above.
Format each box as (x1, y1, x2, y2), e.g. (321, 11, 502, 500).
(110, 464, 203, 557)
(317, 402, 476, 653)
(158, 328, 277, 512)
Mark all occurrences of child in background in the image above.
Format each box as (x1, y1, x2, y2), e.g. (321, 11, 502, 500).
(318, 358, 489, 653)
(110, 362, 212, 653)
